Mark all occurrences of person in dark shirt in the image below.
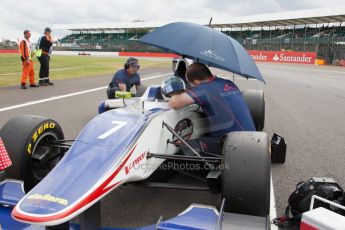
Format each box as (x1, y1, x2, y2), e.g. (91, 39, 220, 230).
(168, 62, 255, 154)
(37, 27, 54, 86)
(107, 57, 141, 99)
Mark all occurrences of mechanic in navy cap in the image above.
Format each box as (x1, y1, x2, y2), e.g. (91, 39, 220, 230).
(166, 62, 255, 154)
(106, 57, 141, 99)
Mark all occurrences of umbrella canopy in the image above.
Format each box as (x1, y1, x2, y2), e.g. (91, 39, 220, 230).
(139, 22, 265, 83)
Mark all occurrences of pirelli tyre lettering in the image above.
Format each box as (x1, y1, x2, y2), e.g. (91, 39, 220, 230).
(28, 122, 56, 154)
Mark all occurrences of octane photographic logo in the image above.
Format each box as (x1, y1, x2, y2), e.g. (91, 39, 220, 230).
(200, 50, 225, 62)
(122, 160, 231, 172)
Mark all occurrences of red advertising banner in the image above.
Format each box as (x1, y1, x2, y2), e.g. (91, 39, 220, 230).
(0, 49, 19, 54)
(119, 51, 179, 58)
(249, 50, 316, 64)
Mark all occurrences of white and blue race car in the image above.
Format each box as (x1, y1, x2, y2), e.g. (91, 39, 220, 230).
(0, 21, 287, 230)
(0, 81, 278, 229)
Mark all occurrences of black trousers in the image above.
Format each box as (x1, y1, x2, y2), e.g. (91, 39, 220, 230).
(106, 86, 120, 99)
(38, 54, 50, 83)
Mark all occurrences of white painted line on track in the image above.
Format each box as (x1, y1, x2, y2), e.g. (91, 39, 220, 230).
(270, 174, 278, 230)
(0, 86, 107, 112)
(141, 73, 172, 81)
(327, 75, 345, 79)
(0, 73, 171, 112)
(218, 74, 260, 81)
(234, 78, 258, 81)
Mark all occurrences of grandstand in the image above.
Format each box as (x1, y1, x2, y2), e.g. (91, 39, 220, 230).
(53, 7, 345, 64)
(0, 39, 19, 49)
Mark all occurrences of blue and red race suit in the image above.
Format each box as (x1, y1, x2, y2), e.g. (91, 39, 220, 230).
(185, 76, 255, 154)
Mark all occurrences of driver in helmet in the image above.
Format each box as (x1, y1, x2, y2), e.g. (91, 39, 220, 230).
(161, 75, 186, 99)
(163, 62, 255, 155)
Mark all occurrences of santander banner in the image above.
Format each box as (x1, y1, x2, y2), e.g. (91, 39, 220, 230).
(249, 50, 316, 64)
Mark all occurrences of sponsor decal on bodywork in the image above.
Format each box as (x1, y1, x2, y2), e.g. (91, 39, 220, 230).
(125, 151, 147, 175)
(173, 119, 193, 144)
(27, 194, 68, 206)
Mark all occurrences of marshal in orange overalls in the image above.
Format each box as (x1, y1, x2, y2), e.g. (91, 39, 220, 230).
(19, 31, 37, 88)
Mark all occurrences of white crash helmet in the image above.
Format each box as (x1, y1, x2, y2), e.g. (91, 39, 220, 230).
(161, 76, 186, 100)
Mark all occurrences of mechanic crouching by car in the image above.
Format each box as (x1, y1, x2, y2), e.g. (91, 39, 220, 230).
(164, 62, 255, 155)
(107, 57, 141, 99)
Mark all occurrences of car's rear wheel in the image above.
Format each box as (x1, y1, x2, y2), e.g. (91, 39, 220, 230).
(221, 131, 270, 217)
(0, 115, 65, 192)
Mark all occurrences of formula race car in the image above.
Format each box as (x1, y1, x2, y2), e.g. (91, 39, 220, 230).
(0, 22, 287, 229)
(0, 84, 285, 229)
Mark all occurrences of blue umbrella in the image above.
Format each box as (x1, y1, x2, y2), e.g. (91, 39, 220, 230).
(139, 22, 265, 83)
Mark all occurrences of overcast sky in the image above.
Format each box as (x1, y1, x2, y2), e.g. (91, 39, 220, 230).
(1, 0, 344, 41)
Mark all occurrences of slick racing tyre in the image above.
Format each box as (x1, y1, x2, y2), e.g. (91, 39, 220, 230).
(0, 115, 65, 192)
(221, 131, 270, 217)
(242, 89, 265, 131)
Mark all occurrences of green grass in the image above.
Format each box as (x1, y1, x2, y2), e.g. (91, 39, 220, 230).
(0, 54, 170, 86)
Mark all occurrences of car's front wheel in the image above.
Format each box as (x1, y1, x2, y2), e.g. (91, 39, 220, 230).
(0, 115, 65, 192)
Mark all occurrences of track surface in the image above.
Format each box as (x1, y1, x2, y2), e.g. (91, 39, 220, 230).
(0, 62, 345, 228)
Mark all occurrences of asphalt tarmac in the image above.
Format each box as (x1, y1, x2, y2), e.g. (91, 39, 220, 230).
(0, 62, 345, 228)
